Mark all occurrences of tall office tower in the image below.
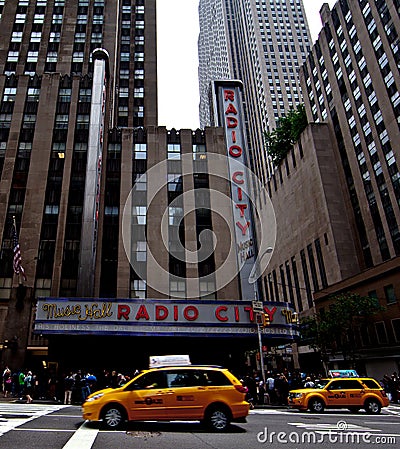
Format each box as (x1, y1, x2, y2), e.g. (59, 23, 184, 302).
(198, 0, 312, 182)
(0, 0, 158, 294)
(300, 0, 400, 270)
(279, 0, 400, 375)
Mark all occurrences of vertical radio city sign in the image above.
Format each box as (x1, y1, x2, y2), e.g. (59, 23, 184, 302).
(212, 81, 257, 300)
(77, 48, 109, 296)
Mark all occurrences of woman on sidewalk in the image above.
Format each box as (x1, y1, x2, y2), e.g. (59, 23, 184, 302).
(2, 367, 12, 398)
(24, 371, 34, 403)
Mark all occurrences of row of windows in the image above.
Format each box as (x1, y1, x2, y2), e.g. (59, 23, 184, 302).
(264, 236, 328, 312)
(359, 318, 400, 346)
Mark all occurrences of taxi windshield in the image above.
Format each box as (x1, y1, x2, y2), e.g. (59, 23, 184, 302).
(314, 379, 330, 389)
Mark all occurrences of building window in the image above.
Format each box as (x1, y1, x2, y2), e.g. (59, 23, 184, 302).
(132, 241, 146, 262)
(7, 51, 19, 62)
(3, 87, 17, 102)
(375, 321, 388, 344)
(384, 284, 396, 304)
(170, 279, 186, 298)
(131, 279, 146, 299)
(193, 144, 206, 160)
(359, 323, 371, 346)
(55, 114, 69, 129)
(300, 249, 313, 308)
(49, 32, 61, 42)
(133, 143, 146, 160)
(314, 238, 328, 288)
(200, 280, 216, 299)
(167, 174, 182, 193)
(392, 319, 400, 342)
(307, 244, 319, 291)
(167, 143, 181, 160)
(11, 32, 23, 42)
(132, 206, 146, 225)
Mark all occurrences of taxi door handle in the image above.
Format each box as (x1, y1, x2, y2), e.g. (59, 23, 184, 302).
(197, 387, 206, 390)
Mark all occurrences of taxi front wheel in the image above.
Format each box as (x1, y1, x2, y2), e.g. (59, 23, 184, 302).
(308, 398, 325, 413)
(364, 399, 381, 414)
(101, 404, 127, 430)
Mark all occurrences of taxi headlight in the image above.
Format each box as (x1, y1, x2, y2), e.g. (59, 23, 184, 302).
(86, 393, 104, 402)
(291, 393, 304, 399)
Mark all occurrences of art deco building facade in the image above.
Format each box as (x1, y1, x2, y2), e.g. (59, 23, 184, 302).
(259, 0, 400, 376)
(300, 0, 400, 269)
(198, 0, 312, 182)
(0, 1, 298, 372)
(300, 0, 400, 377)
(0, 0, 157, 368)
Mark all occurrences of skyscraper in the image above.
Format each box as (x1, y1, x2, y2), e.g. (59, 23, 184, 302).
(198, 0, 312, 182)
(300, 0, 400, 268)
(0, 0, 160, 296)
(259, 0, 400, 375)
(298, 0, 400, 376)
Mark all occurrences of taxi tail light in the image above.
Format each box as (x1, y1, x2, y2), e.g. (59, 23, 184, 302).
(381, 390, 387, 397)
(235, 385, 248, 394)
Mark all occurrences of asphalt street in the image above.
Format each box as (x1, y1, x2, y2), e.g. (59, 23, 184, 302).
(0, 402, 399, 449)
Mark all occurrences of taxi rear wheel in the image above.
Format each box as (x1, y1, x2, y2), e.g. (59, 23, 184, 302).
(101, 404, 127, 430)
(308, 398, 325, 413)
(364, 399, 381, 415)
(204, 405, 231, 432)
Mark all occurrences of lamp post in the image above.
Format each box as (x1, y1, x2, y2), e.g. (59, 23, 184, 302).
(249, 247, 273, 389)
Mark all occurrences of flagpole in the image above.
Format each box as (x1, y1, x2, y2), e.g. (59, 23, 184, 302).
(12, 215, 26, 284)
(12, 216, 20, 285)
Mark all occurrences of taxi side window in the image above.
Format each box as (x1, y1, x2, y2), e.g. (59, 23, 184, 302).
(328, 380, 363, 390)
(126, 372, 166, 390)
(362, 379, 380, 389)
(167, 371, 193, 388)
(202, 370, 231, 386)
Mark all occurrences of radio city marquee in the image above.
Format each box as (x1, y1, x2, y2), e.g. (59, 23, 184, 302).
(34, 298, 299, 339)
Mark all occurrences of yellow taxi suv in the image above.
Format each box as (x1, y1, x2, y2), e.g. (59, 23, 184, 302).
(82, 365, 249, 431)
(288, 377, 389, 414)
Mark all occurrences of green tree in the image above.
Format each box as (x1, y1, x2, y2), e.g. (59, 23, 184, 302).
(301, 292, 385, 373)
(264, 104, 308, 166)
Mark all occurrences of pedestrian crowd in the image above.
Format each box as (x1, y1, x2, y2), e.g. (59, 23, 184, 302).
(241, 369, 400, 407)
(3, 365, 399, 407)
(381, 372, 400, 404)
(2, 366, 137, 404)
(240, 369, 323, 407)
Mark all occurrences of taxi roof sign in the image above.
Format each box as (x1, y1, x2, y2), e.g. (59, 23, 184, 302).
(149, 355, 191, 368)
(328, 369, 359, 378)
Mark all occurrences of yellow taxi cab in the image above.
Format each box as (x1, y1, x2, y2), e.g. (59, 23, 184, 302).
(288, 377, 389, 414)
(82, 365, 249, 431)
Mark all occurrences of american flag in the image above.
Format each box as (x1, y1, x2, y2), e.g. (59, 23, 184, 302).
(11, 218, 26, 281)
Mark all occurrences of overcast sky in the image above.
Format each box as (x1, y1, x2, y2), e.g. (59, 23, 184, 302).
(157, 0, 337, 130)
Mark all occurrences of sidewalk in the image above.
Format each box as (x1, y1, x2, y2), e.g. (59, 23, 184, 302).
(0, 395, 64, 405)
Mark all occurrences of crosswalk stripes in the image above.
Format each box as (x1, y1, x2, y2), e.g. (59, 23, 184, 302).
(0, 403, 68, 436)
(385, 404, 400, 415)
(250, 404, 400, 416)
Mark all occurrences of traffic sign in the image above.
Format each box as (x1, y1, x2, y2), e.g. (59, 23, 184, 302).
(252, 300, 263, 313)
